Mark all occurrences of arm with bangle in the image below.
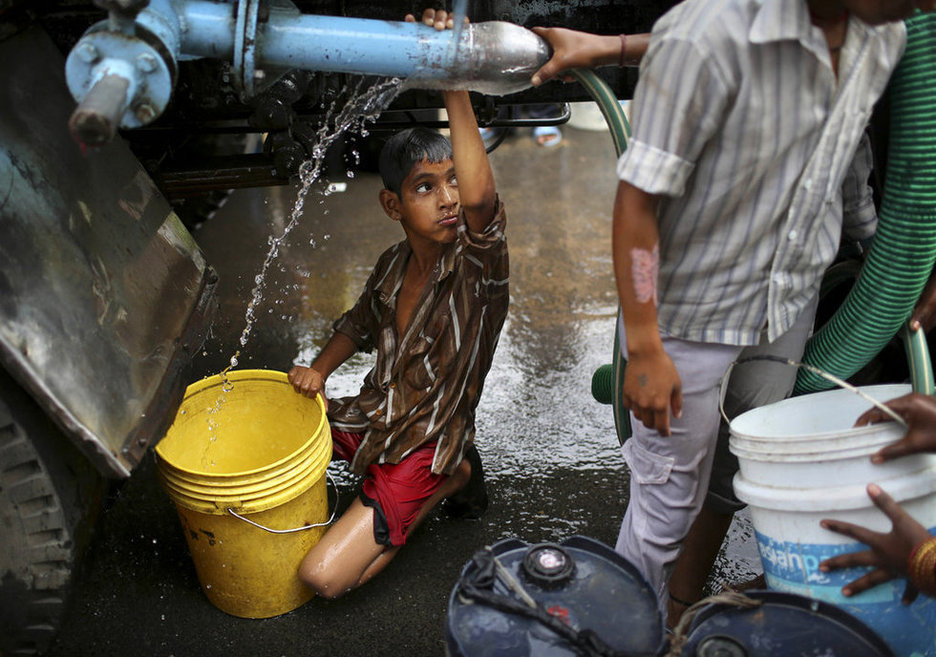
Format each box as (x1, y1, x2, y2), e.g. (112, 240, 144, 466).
(909, 534, 936, 597)
(820, 483, 935, 603)
(530, 28, 650, 87)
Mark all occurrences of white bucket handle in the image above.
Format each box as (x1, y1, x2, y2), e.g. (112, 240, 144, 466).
(718, 355, 908, 428)
(225, 470, 339, 534)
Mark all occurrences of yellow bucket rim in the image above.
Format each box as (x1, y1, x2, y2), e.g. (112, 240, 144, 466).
(155, 427, 331, 491)
(164, 466, 328, 515)
(155, 369, 328, 479)
(157, 448, 323, 502)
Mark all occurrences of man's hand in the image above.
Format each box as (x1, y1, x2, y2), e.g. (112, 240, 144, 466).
(530, 28, 618, 86)
(288, 365, 328, 404)
(820, 484, 932, 603)
(854, 392, 936, 463)
(622, 349, 682, 436)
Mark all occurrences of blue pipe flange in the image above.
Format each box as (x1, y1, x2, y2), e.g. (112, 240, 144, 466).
(65, 20, 176, 132)
(234, 0, 261, 98)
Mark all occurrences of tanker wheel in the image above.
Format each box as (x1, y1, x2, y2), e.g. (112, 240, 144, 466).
(0, 368, 105, 656)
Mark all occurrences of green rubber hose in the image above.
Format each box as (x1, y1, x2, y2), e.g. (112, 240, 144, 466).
(796, 12, 936, 395)
(574, 69, 635, 444)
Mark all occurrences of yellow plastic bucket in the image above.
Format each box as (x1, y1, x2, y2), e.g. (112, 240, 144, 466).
(155, 369, 332, 618)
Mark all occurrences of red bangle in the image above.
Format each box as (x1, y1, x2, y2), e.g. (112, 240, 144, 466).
(620, 33, 628, 67)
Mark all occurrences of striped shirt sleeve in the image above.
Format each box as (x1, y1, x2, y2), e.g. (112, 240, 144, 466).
(617, 36, 732, 197)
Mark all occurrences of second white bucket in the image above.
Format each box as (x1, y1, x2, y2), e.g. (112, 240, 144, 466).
(730, 383, 936, 657)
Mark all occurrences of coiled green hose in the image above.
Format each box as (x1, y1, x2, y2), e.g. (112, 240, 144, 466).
(796, 12, 936, 395)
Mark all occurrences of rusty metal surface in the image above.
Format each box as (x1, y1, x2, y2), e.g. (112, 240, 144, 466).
(0, 26, 216, 477)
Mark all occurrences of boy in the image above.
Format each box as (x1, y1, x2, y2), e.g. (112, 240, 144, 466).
(287, 9, 507, 599)
(606, 0, 932, 624)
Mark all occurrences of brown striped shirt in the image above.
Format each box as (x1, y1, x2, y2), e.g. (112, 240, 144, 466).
(327, 199, 508, 475)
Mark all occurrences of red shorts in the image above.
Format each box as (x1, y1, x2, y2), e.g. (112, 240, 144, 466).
(331, 429, 447, 547)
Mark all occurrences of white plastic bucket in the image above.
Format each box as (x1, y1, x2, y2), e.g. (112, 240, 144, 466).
(730, 384, 936, 657)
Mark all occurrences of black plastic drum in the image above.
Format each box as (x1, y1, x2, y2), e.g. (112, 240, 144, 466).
(445, 535, 664, 657)
(683, 590, 896, 657)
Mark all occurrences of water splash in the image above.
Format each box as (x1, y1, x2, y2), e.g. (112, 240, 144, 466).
(192, 77, 401, 470)
(221, 76, 403, 387)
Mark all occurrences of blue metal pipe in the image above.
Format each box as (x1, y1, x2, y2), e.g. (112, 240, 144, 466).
(176, 0, 233, 59)
(258, 17, 457, 78)
(66, 0, 549, 142)
(177, 1, 548, 94)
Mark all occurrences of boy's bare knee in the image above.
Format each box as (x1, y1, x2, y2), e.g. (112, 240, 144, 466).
(298, 561, 349, 600)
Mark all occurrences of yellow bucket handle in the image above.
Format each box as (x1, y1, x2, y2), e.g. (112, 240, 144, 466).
(225, 470, 338, 534)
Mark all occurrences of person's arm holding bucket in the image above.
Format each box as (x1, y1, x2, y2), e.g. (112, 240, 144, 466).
(854, 392, 936, 462)
(289, 233, 386, 403)
(820, 484, 935, 601)
(288, 332, 358, 404)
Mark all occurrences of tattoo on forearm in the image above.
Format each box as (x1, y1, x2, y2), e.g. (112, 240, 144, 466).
(631, 245, 659, 306)
(638, 373, 648, 387)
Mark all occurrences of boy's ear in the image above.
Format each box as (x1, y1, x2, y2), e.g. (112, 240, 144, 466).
(379, 188, 403, 221)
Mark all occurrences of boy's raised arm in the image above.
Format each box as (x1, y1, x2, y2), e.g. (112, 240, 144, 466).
(443, 90, 497, 233)
(406, 9, 497, 234)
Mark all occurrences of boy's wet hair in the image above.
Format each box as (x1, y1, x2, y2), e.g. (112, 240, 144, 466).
(379, 127, 453, 196)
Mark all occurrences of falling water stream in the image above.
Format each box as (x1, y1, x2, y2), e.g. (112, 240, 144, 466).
(200, 76, 403, 466)
(225, 76, 403, 381)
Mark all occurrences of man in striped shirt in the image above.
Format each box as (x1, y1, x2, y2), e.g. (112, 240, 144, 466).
(286, 9, 508, 600)
(610, 0, 932, 626)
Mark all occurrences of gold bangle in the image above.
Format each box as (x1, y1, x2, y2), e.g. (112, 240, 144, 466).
(908, 536, 936, 596)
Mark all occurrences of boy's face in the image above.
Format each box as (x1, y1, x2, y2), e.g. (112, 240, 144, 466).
(381, 157, 459, 247)
(841, 0, 935, 24)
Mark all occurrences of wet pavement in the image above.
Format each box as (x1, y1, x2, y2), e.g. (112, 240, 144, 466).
(48, 120, 758, 657)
